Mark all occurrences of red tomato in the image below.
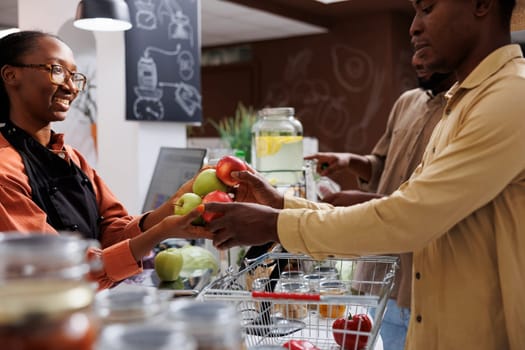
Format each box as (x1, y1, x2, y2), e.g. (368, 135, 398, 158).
(332, 313, 372, 349)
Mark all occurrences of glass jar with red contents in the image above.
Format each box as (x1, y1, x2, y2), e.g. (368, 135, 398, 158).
(0, 233, 100, 350)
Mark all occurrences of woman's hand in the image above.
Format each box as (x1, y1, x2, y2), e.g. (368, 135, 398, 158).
(130, 206, 213, 262)
(141, 166, 215, 231)
(160, 206, 214, 240)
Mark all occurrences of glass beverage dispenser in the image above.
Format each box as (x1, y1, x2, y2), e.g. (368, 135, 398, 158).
(251, 107, 303, 191)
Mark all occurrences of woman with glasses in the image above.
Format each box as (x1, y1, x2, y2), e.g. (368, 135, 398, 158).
(0, 30, 211, 289)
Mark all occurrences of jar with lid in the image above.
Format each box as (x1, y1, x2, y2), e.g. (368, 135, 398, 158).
(251, 107, 303, 187)
(0, 233, 100, 350)
(97, 323, 197, 350)
(94, 287, 170, 325)
(168, 299, 245, 350)
(319, 280, 347, 319)
(273, 280, 309, 320)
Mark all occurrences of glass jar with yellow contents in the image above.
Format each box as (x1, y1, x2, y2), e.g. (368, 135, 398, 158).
(319, 280, 347, 319)
(251, 107, 303, 187)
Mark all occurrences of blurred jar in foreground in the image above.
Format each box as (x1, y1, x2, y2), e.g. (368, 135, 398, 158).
(98, 323, 196, 350)
(95, 287, 170, 325)
(251, 107, 303, 187)
(168, 299, 244, 350)
(0, 234, 100, 350)
(319, 280, 347, 319)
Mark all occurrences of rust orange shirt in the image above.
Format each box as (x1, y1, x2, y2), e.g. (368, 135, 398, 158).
(0, 131, 142, 289)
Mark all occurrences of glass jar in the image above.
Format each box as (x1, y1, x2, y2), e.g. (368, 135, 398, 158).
(0, 233, 100, 350)
(97, 323, 197, 350)
(313, 265, 339, 280)
(303, 273, 327, 311)
(273, 280, 309, 320)
(251, 107, 303, 186)
(251, 277, 272, 312)
(319, 280, 347, 319)
(168, 299, 244, 350)
(279, 270, 305, 281)
(94, 287, 170, 325)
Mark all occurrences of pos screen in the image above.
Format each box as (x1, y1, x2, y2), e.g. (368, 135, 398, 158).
(142, 147, 206, 213)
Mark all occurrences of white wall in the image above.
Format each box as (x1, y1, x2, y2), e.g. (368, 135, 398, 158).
(18, 0, 187, 214)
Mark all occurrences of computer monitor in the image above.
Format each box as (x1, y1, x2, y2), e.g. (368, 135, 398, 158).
(142, 147, 206, 213)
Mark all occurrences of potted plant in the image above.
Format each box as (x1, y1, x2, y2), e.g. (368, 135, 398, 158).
(210, 102, 258, 164)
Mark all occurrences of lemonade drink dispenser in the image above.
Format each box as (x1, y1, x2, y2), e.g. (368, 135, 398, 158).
(251, 107, 303, 187)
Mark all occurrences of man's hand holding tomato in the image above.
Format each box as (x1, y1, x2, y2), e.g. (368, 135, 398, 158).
(202, 168, 284, 250)
(228, 165, 284, 209)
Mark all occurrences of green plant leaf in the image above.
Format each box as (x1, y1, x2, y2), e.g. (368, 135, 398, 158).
(210, 102, 258, 164)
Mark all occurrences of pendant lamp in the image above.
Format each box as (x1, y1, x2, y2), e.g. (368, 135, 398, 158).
(74, 0, 132, 32)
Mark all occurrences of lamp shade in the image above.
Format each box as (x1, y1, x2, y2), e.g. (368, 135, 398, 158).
(74, 0, 132, 32)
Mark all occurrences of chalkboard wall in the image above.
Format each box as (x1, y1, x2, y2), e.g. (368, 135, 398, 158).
(125, 0, 202, 123)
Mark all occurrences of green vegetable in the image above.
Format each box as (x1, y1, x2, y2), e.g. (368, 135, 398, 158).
(178, 245, 219, 278)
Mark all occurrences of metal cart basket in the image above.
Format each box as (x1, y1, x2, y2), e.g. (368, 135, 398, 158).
(198, 252, 398, 350)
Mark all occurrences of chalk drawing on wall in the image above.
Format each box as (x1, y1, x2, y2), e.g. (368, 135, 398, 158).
(54, 20, 98, 166)
(133, 45, 179, 120)
(127, 0, 201, 122)
(178, 51, 195, 81)
(332, 45, 385, 149)
(264, 45, 385, 151)
(135, 0, 158, 30)
(332, 45, 375, 93)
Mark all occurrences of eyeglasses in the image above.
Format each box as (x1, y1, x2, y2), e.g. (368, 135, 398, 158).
(11, 63, 87, 92)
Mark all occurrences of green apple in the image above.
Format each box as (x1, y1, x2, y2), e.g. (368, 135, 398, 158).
(174, 192, 202, 215)
(192, 168, 227, 196)
(154, 248, 184, 282)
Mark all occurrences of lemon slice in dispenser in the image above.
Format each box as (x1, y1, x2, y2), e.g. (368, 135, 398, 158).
(255, 136, 303, 157)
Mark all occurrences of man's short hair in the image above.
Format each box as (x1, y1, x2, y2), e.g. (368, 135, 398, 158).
(500, 0, 517, 26)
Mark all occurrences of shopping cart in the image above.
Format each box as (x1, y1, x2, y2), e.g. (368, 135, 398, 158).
(198, 252, 398, 350)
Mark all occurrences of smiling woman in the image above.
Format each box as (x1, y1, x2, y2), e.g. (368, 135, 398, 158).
(0, 30, 212, 291)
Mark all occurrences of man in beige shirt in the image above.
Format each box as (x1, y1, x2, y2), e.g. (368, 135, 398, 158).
(304, 58, 455, 350)
(203, 1, 525, 349)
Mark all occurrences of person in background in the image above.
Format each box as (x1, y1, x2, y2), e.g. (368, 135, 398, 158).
(304, 56, 456, 350)
(202, 0, 525, 349)
(0, 30, 211, 289)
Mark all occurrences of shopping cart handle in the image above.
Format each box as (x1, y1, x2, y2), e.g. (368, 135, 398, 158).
(252, 291, 321, 301)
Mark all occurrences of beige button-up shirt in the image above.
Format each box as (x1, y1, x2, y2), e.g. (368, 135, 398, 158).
(277, 45, 525, 349)
(355, 88, 447, 308)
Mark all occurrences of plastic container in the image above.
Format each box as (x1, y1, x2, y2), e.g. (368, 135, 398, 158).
(251, 107, 303, 186)
(0, 234, 100, 350)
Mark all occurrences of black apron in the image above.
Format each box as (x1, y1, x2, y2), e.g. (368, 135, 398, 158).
(1, 121, 101, 239)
